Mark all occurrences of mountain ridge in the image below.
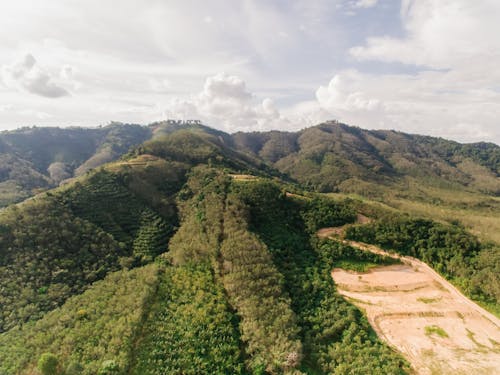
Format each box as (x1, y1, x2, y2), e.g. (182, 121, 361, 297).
(0, 120, 498, 207)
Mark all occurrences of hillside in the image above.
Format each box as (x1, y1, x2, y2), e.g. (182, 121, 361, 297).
(2, 120, 498, 208)
(0, 123, 498, 374)
(232, 121, 500, 196)
(0, 123, 151, 206)
(0, 120, 280, 207)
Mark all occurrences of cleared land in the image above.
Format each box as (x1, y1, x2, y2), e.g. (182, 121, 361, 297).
(229, 174, 258, 181)
(331, 240, 500, 374)
(326, 181, 500, 244)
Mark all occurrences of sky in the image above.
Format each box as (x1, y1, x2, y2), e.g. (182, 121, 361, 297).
(0, 0, 499, 144)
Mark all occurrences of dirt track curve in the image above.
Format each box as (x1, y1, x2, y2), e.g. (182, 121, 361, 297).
(320, 229, 500, 374)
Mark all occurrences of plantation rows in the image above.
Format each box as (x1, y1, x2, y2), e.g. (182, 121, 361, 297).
(0, 165, 182, 335)
(131, 264, 245, 374)
(0, 265, 161, 375)
(235, 181, 409, 374)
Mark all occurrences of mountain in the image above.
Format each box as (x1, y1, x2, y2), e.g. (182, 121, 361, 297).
(0, 123, 151, 206)
(2, 120, 498, 208)
(0, 122, 498, 374)
(0, 120, 282, 207)
(232, 121, 500, 195)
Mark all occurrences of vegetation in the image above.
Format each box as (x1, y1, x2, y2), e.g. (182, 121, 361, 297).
(169, 169, 303, 373)
(233, 121, 500, 195)
(345, 217, 500, 312)
(424, 325, 449, 338)
(0, 156, 184, 334)
(301, 196, 357, 232)
(0, 123, 497, 374)
(0, 265, 161, 375)
(131, 264, 245, 375)
(58, 166, 180, 254)
(38, 353, 59, 375)
(0, 197, 125, 333)
(235, 181, 410, 374)
(220, 194, 303, 373)
(417, 297, 442, 304)
(0, 123, 151, 206)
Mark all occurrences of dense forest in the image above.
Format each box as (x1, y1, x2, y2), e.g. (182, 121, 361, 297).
(0, 123, 498, 374)
(232, 122, 500, 195)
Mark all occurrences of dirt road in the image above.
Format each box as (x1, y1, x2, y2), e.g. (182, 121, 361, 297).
(329, 237, 500, 374)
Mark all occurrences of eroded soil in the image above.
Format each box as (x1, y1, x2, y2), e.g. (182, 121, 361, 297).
(332, 251, 500, 374)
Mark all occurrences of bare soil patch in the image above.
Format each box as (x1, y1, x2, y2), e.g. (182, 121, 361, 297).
(317, 214, 372, 239)
(229, 174, 258, 181)
(332, 249, 500, 374)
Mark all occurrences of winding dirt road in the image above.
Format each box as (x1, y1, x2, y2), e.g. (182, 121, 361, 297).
(322, 230, 500, 374)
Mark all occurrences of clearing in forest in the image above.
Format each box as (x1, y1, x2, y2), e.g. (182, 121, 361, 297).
(330, 240, 500, 374)
(229, 174, 258, 181)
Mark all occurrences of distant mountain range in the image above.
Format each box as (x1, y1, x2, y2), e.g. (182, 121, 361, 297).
(0, 120, 498, 207)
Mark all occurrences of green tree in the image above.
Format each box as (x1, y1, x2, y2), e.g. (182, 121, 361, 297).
(98, 360, 120, 375)
(65, 361, 83, 375)
(38, 353, 59, 375)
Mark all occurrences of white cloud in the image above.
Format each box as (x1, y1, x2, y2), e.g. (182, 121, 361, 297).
(0, 0, 498, 144)
(350, 0, 500, 70)
(352, 0, 378, 9)
(318, 0, 500, 143)
(315, 69, 500, 143)
(317, 72, 382, 112)
(163, 73, 297, 132)
(1, 54, 70, 98)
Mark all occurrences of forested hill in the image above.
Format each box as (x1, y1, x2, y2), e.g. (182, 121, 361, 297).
(0, 123, 151, 205)
(0, 127, 410, 374)
(0, 124, 498, 374)
(1, 120, 498, 207)
(232, 121, 500, 195)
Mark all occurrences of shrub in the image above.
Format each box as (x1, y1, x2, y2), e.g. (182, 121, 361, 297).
(38, 353, 59, 375)
(98, 360, 120, 375)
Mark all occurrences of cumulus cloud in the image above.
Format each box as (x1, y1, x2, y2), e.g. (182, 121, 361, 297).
(1, 54, 70, 98)
(315, 69, 500, 143)
(317, 72, 382, 112)
(350, 0, 500, 70)
(0, 0, 498, 144)
(163, 73, 294, 132)
(317, 0, 500, 143)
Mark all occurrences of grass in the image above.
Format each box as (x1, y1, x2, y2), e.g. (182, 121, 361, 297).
(466, 328, 487, 350)
(334, 259, 380, 272)
(489, 338, 500, 353)
(344, 296, 374, 306)
(326, 178, 500, 244)
(417, 297, 442, 304)
(475, 300, 500, 318)
(425, 325, 449, 338)
(386, 180, 500, 244)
